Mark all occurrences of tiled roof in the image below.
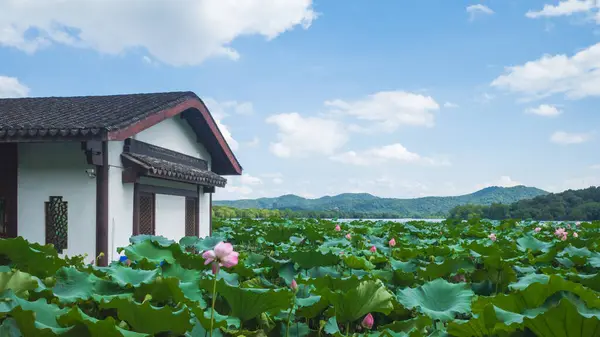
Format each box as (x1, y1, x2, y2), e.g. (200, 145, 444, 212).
(0, 91, 242, 175)
(122, 152, 227, 188)
(0, 91, 194, 139)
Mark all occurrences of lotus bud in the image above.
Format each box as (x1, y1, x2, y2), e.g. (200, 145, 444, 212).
(345, 233, 352, 240)
(369, 245, 377, 253)
(290, 279, 298, 292)
(361, 313, 374, 329)
(388, 238, 396, 247)
(573, 232, 579, 238)
(335, 225, 341, 232)
(534, 227, 541, 233)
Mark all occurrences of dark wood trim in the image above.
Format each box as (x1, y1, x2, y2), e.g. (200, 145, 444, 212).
(107, 98, 242, 175)
(195, 186, 200, 236)
(0, 144, 18, 238)
(124, 138, 208, 171)
(138, 184, 198, 198)
(82, 141, 104, 166)
(209, 192, 213, 236)
(95, 141, 109, 267)
(132, 183, 140, 235)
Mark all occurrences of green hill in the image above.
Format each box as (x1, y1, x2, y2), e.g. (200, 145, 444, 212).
(449, 186, 600, 221)
(214, 185, 548, 218)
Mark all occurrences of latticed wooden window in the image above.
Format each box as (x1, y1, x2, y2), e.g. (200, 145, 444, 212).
(185, 197, 198, 237)
(45, 196, 68, 253)
(138, 192, 155, 235)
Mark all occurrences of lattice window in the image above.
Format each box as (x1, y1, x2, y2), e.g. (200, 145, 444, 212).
(138, 192, 155, 235)
(185, 197, 198, 237)
(45, 196, 68, 253)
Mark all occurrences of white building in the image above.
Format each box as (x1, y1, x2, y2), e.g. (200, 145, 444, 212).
(0, 91, 242, 265)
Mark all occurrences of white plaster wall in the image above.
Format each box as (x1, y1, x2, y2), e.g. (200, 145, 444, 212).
(17, 142, 96, 261)
(198, 187, 211, 238)
(107, 140, 133, 262)
(155, 194, 186, 240)
(134, 117, 212, 169)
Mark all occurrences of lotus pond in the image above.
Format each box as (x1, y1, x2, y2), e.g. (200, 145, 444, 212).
(0, 218, 599, 336)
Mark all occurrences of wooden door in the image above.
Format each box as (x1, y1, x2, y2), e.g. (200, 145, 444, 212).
(0, 144, 17, 238)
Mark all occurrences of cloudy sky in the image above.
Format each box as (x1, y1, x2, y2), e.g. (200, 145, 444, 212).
(1, 0, 599, 200)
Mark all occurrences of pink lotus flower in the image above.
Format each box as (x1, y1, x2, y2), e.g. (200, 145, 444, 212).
(554, 228, 566, 237)
(575, 221, 581, 226)
(534, 227, 541, 233)
(389, 238, 396, 247)
(202, 242, 239, 274)
(573, 232, 579, 238)
(361, 313, 374, 329)
(290, 279, 298, 291)
(345, 233, 352, 240)
(369, 245, 377, 253)
(335, 225, 341, 232)
(561, 233, 568, 241)
(488, 233, 497, 242)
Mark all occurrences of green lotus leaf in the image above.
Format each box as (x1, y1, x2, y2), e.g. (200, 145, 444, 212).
(129, 235, 175, 247)
(57, 307, 149, 337)
(378, 315, 433, 336)
(0, 318, 22, 337)
(295, 295, 329, 319)
(516, 236, 552, 253)
(288, 250, 341, 269)
(447, 303, 524, 337)
(118, 240, 177, 265)
(523, 292, 600, 337)
(280, 321, 311, 337)
(508, 273, 550, 291)
(0, 237, 67, 278)
(106, 265, 159, 287)
(98, 297, 192, 334)
(389, 259, 417, 273)
(396, 278, 474, 322)
(8, 297, 74, 336)
(52, 266, 99, 303)
(343, 255, 375, 270)
(0, 270, 39, 297)
(203, 278, 293, 322)
(191, 307, 240, 331)
(326, 280, 394, 323)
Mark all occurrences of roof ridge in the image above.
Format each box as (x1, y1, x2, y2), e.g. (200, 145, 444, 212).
(0, 91, 196, 101)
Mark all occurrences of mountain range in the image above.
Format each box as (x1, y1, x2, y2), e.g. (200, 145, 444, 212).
(214, 185, 548, 217)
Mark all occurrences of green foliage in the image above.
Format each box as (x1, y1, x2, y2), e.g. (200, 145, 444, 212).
(1, 217, 599, 336)
(449, 186, 600, 221)
(214, 185, 547, 219)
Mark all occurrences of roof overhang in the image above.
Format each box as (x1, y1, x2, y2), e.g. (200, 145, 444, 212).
(108, 97, 241, 176)
(121, 138, 227, 188)
(0, 94, 242, 176)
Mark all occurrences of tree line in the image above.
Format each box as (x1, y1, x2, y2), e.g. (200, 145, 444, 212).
(212, 205, 436, 219)
(448, 186, 600, 221)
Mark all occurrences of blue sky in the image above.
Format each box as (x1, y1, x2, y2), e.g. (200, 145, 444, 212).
(1, 0, 599, 200)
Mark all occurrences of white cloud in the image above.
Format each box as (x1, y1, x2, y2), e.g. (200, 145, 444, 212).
(204, 98, 256, 152)
(467, 4, 495, 20)
(266, 113, 348, 158)
(550, 131, 593, 144)
(324, 91, 440, 133)
(491, 42, 600, 100)
(222, 173, 263, 197)
(526, 0, 597, 19)
(525, 104, 562, 117)
(0, 0, 317, 66)
(330, 143, 450, 167)
(475, 176, 522, 190)
(443, 102, 459, 108)
(243, 137, 260, 148)
(0, 76, 29, 98)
